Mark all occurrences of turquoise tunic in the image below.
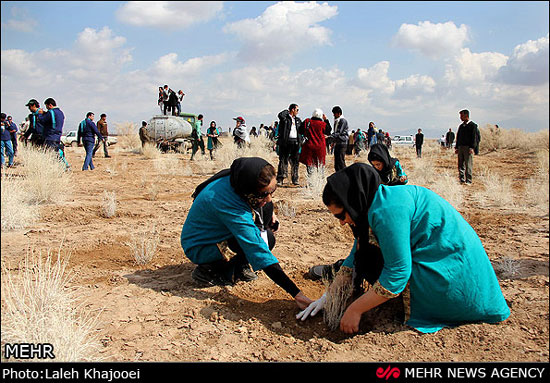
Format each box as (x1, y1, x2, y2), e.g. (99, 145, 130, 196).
(180, 176, 279, 271)
(343, 184, 510, 333)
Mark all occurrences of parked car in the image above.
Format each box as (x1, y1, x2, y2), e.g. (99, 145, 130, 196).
(391, 135, 415, 146)
(60, 131, 117, 147)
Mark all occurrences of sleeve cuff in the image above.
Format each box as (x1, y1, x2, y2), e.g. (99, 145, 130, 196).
(372, 280, 400, 299)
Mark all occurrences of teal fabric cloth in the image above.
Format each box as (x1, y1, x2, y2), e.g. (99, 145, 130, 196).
(394, 160, 408, 184)
(180, 176, 279, 271)
(343, 184, 510, 333)
(207, 126, 219, 150)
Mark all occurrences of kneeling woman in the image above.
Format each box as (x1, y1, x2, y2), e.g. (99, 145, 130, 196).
(181, 157, 313, 309)
(299, 163, 510, 333)
(367, 143, 407, 186)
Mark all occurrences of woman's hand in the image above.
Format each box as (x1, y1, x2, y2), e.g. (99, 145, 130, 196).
(294, 291, 313, 310)
(339, 306, 362, 333)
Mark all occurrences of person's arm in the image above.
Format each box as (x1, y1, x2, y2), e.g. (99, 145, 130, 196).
(89, 121, 104, 142)
(263, 263, 311, 309)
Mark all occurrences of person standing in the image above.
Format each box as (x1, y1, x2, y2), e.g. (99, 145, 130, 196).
(330, 106, 349, 172)
(367, 122, 377, 149)
(298, 108, 331, 176)
(190, 114, 205, 160)
(206, 120, 220, 160)
(7, 116, 18, 156)
(93, 113, 111, 158)
(415, 128, 424, 158)
(232, 116, 248, 148)
(445, 128, 455, 149)
(455, 109, 477, 184)
(39, 98, 70, 170)
(162, 85, 170, 115)
(77, 112, 104, 171)
(139, 121, 149, 147)
(276, 104, 302, 186)
(176, 90, 185, 115)
(1, 113, 16, 168)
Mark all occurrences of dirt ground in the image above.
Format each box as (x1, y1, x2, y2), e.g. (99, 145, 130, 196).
(1, 138, 548, 362)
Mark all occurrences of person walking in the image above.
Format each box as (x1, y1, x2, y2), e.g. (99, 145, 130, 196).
(456, 109, 477, 184)
(181, 157, 313, 310)
(93, 113, 111, 158)
(190, 114, 205, 160)
(232, 116, 248, 148)
(77, 112, 104, 171)
(298, 163, 510, 334)
(7, 116, 18, 156)
(298, 108, 331, 176)
(39, 98, 70, 169)
(330, 106, 349, 172)
(415, 128, 424, 158)
(276, 103, 302, 186)
(367, 122, 377, 149)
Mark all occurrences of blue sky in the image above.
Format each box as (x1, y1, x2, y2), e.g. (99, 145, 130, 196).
(1, 1, 548, 137)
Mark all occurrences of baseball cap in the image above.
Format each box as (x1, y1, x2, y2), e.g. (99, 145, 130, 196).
(233, 116, 245, 124)
(25, 99, 40, 107)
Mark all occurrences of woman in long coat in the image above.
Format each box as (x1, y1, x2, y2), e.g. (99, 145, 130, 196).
(298, 108, 331, 175)
(298, 163, 510, 334)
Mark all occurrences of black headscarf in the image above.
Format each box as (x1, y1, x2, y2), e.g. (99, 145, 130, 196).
(192, 157, 270, 206)
(367, 143, 397, 185)
(325, 163, 383, 289)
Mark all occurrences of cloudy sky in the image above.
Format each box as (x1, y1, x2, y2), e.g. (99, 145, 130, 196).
(1, 1, 548, 137)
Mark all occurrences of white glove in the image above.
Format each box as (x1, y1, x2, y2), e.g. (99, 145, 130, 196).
(296, 293, 326, 321)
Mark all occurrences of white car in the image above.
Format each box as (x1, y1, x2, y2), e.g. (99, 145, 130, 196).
(61, 130, 117, 147)
(391, 135, 415, 146)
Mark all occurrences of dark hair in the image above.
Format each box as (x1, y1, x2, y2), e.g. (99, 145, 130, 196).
(322, 182, 342, 207)
(86, 112, 94, 118)
(332, 106, 342, 115)
(44, 98, 56, 106)
(460, 109, 470, 116)
(289, 103, 298, 112)
(1, 113, 6, 119)
(198, 114, 203, 119)
(257, 164, 276, 191)
(100, 113, 106, 118)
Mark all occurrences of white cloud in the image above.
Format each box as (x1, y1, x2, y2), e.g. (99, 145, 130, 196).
(393, 21, 469, 59)
(223, 1, 338, 62)
(357, 61, 395, 94)
(443, 48, 508, 84)
(1, 6, 38, 33)
(116, 1, 223, 30)
(497, 34, 549, 85)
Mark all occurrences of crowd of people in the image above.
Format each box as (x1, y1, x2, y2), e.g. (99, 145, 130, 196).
(158, 85, 185, 116)
(0, 98, 114, 172)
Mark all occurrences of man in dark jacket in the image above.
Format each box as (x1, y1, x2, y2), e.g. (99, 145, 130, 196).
(93, 113, 111, 158)
(39, 98, 65, 153)
(276, 103, 302, 186)
(445, 128, 455, 148)
(415, 128, 424, 158)
(331, 106, 349, 172)
(23, 99, 45, 147)
(77, 112, 104, 171)
(455, 109, 478, 184)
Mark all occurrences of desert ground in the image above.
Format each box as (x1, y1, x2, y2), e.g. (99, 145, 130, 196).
(1, 130, 548, 362)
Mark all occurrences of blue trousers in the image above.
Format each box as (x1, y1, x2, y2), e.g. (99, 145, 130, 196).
(1, 140, 14, 166)
(82, 140, 95, 170)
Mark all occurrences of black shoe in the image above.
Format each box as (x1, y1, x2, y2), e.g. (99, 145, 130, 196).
(307, 259, 345, 281)
(192, 265, 233, 286)
(234, 264, 258, 282)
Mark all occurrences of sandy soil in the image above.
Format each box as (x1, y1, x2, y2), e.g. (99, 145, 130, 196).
(1, 139, 548, 362)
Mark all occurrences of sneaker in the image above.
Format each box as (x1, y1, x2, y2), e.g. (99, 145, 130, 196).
(307, 264, 333, 281)
(192, 265, 233, 286)
(234, 264, 258, 282)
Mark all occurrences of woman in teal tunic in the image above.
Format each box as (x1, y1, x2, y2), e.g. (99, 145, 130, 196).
(181, 157, 313, 310)
(206, 121, 220, 160)
(298, 163, 510, 333)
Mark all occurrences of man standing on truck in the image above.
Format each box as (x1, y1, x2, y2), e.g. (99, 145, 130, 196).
(190, 114, 205, 161)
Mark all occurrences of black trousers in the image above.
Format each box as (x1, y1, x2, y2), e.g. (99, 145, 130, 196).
(277, 139, 300, 184)
(333, 142, 347, 172)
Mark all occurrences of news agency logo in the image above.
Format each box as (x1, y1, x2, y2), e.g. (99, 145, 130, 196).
(376, 365, 401, 380)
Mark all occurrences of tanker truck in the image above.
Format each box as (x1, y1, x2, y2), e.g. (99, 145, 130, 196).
(144, 113, 198, 152)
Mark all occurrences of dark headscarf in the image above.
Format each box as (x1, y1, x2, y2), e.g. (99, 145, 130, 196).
(324, 163, 383, 289)
(192, 157, 270, 207)
(367, 143, 397, 185)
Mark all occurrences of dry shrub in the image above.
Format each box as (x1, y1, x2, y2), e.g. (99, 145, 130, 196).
(480, 125, 549, 153)
(140, 143, 162, 160)
(114, 121, 141, 151)
(474, 171, 515, 209)
(17, 144, 72, 205)
(101, 190, 117, 218)
(128, 225, 160, 265)
(276, 200, 296, 218)
(429, 170, 464, 210)
(301, 166, 327, 200)
(153, 154, 182, 175)
(493, 256, 522, 279)
(522, 149, 549, 213)
(1, 173, 39, 231)
(1, 248, 101, 361)
(408, 158, 436, 187)
(214, 135, 277, 169)
(323, 270, 353, 331)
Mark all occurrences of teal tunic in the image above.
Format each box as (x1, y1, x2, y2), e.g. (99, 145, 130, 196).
(343, 184, 510, 333)
(180, 176, 279, 271)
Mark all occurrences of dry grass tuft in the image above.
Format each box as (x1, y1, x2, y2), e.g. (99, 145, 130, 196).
(1, 248, 102, 361)
(127, 225, 160, 265)
(101, 190, 117, 218)
(323, 271, 353, 331)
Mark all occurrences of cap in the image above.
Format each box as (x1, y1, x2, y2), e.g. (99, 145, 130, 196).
(25, 99, 39, 107)
(233, 116, 245, 124)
